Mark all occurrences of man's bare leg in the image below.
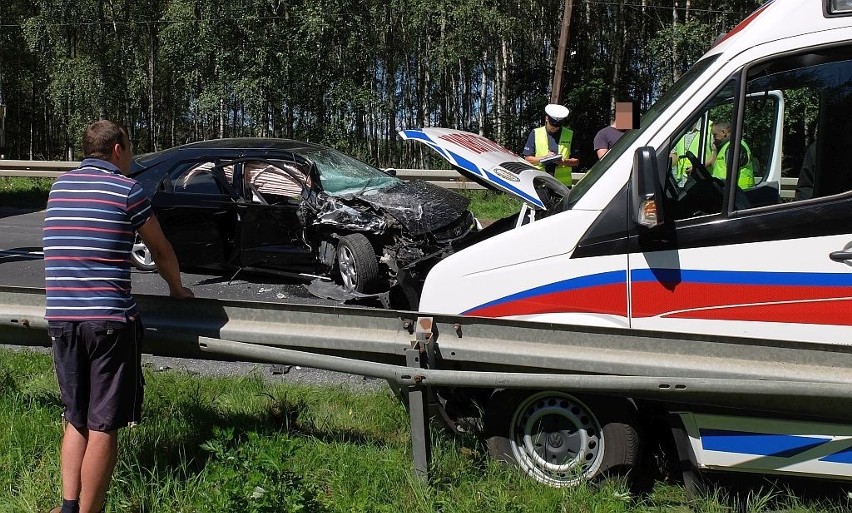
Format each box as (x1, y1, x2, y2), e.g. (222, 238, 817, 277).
(78, 429, 117, 513)
(60, 423, 87, 502)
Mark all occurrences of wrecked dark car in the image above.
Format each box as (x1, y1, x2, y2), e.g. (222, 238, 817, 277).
(129, 138, 477, 304)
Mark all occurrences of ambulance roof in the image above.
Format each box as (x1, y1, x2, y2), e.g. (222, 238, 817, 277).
(705, 0, 852, 60)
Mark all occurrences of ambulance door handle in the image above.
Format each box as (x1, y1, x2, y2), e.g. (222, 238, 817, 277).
(829, 250, 852, 262)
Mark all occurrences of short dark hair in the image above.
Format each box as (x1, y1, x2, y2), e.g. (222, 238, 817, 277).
(83, 120, 128, 159)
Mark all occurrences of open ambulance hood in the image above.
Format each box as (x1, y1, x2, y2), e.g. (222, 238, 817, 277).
(398, 128, 570, 210)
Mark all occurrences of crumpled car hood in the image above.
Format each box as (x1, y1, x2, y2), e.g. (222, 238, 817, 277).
(355, 180, 470, 236)
(312, 195, 388, 233)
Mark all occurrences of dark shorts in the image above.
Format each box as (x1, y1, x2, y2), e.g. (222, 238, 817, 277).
(48, 318, 144, 432)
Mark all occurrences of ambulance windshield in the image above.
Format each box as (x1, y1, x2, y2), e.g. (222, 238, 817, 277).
(565, 55, 720, 209)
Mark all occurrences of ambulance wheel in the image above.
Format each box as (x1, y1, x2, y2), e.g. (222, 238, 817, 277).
(130, 235, 157, 271)
(484, 390, 641, 488)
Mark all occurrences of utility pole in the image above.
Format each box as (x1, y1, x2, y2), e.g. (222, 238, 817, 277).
(0, 90, 6, 159)
(0, 66, 5, 158)
(550, 0, 574, 104)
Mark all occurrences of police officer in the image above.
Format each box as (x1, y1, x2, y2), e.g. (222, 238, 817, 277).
(522, 104, 579, 186)
(709, 121, 754, 189)
(671, 120, 714, 186)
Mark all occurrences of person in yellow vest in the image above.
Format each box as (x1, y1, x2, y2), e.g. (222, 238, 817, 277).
(671, 120, 715, 186)
(522, 104, 579, 186)
(708, 121, 754, 189)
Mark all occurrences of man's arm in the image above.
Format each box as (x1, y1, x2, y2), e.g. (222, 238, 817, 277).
(593, 128, 609, 159)
(137, 215, 194, 299)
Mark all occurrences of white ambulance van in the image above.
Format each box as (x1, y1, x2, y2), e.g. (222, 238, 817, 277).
(400, 0, 852, 490)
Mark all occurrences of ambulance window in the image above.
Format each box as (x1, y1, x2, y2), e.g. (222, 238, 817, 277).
(666, 80, 738, 220)
(745, 50, 852, 205)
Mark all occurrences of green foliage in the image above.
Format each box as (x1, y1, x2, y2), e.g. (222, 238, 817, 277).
(198, 428, 328, 512)
(1, 0, 775, 165)
(0, 348, 849, 512)
(0, 176, 51, 208)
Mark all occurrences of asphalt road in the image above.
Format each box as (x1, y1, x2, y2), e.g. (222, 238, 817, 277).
(0, 207, 386, 389)
(0, 207, 349, 305)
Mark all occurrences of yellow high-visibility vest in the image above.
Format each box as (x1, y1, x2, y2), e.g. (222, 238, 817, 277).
(711, 140, 754, 189)
(533, 126, 574, 186)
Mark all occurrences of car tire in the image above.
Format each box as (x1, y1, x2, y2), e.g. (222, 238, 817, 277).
(130, 234, 157, 271)
(484, 390, 642, 488)
(336, 233, 380, 293)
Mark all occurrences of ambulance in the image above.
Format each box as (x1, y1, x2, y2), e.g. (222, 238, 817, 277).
(399, 0, 852, 490)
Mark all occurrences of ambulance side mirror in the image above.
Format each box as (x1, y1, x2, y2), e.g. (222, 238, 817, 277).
(632, 146, 666, 229)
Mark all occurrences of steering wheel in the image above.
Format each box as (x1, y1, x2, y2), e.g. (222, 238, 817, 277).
(673, 152, 725, 218)
(682, 152, 714, 184)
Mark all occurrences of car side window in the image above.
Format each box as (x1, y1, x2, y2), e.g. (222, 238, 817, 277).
(173, 161, 230, 195)
(244, 161, 307, 204)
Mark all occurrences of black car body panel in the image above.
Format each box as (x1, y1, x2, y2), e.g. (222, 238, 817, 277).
(129, 138, 475, 293)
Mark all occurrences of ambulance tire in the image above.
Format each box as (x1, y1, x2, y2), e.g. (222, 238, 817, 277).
(484, 390, 642, 488)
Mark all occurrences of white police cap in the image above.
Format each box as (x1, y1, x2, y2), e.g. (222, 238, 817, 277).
(544, 104, 570, 121)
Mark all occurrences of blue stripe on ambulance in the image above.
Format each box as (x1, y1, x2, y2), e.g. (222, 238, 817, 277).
(699, 429, 832, 458)
(631, 268, 852, 286)
(462, 270, 624, 314)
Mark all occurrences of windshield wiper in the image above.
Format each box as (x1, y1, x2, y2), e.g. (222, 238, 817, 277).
(356, 176, 376, 196)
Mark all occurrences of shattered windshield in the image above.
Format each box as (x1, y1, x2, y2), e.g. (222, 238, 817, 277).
(304, 147, 401, 196)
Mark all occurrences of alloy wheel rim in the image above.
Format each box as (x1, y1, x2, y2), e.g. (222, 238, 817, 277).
(131, 238, 154, 267)
(338, 245, 357, 290)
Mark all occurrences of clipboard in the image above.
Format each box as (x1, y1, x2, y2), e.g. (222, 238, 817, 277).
(539, 154, 563, 165)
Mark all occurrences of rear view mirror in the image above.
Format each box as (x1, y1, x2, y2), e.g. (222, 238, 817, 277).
(383, 168, 397, 177)
(631, 147, 666, 228)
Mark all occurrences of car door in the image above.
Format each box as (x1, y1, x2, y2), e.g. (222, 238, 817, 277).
(629, 46, 852, 346)
(235, 159, 314, 270)
(155, 160, 241, 268)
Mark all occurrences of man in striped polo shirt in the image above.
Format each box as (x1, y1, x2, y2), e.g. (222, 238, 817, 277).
(44, 120, 193, 513)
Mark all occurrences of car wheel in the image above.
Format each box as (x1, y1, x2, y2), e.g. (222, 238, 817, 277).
(336, 233, 380, 293)
(130, 234, 157, 271)
(484, 390, 641, 488)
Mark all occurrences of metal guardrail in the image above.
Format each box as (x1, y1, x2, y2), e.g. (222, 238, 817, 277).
(0, 160, 492, 189)
(2, 285, 851, 413)
(0, 160, 77, 177)
(0, 159, 800, 196)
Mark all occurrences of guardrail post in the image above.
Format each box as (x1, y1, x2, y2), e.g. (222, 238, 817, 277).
(405, 317, 433, 483)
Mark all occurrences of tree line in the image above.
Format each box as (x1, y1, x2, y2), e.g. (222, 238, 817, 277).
(0, 0, 760, 170)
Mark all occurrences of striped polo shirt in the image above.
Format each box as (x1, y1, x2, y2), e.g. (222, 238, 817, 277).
(43, 158, 153, 321)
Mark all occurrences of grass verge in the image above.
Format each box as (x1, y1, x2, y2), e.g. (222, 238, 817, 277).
(2, 348, 849, 512)
(0, 177, 51, 209)
(455, 189, 522, 221)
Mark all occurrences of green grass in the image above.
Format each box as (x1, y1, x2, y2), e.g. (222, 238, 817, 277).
(2, 348, 849, 513)
(456, 189, 522, 221)
(0, 177, 51, 209)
